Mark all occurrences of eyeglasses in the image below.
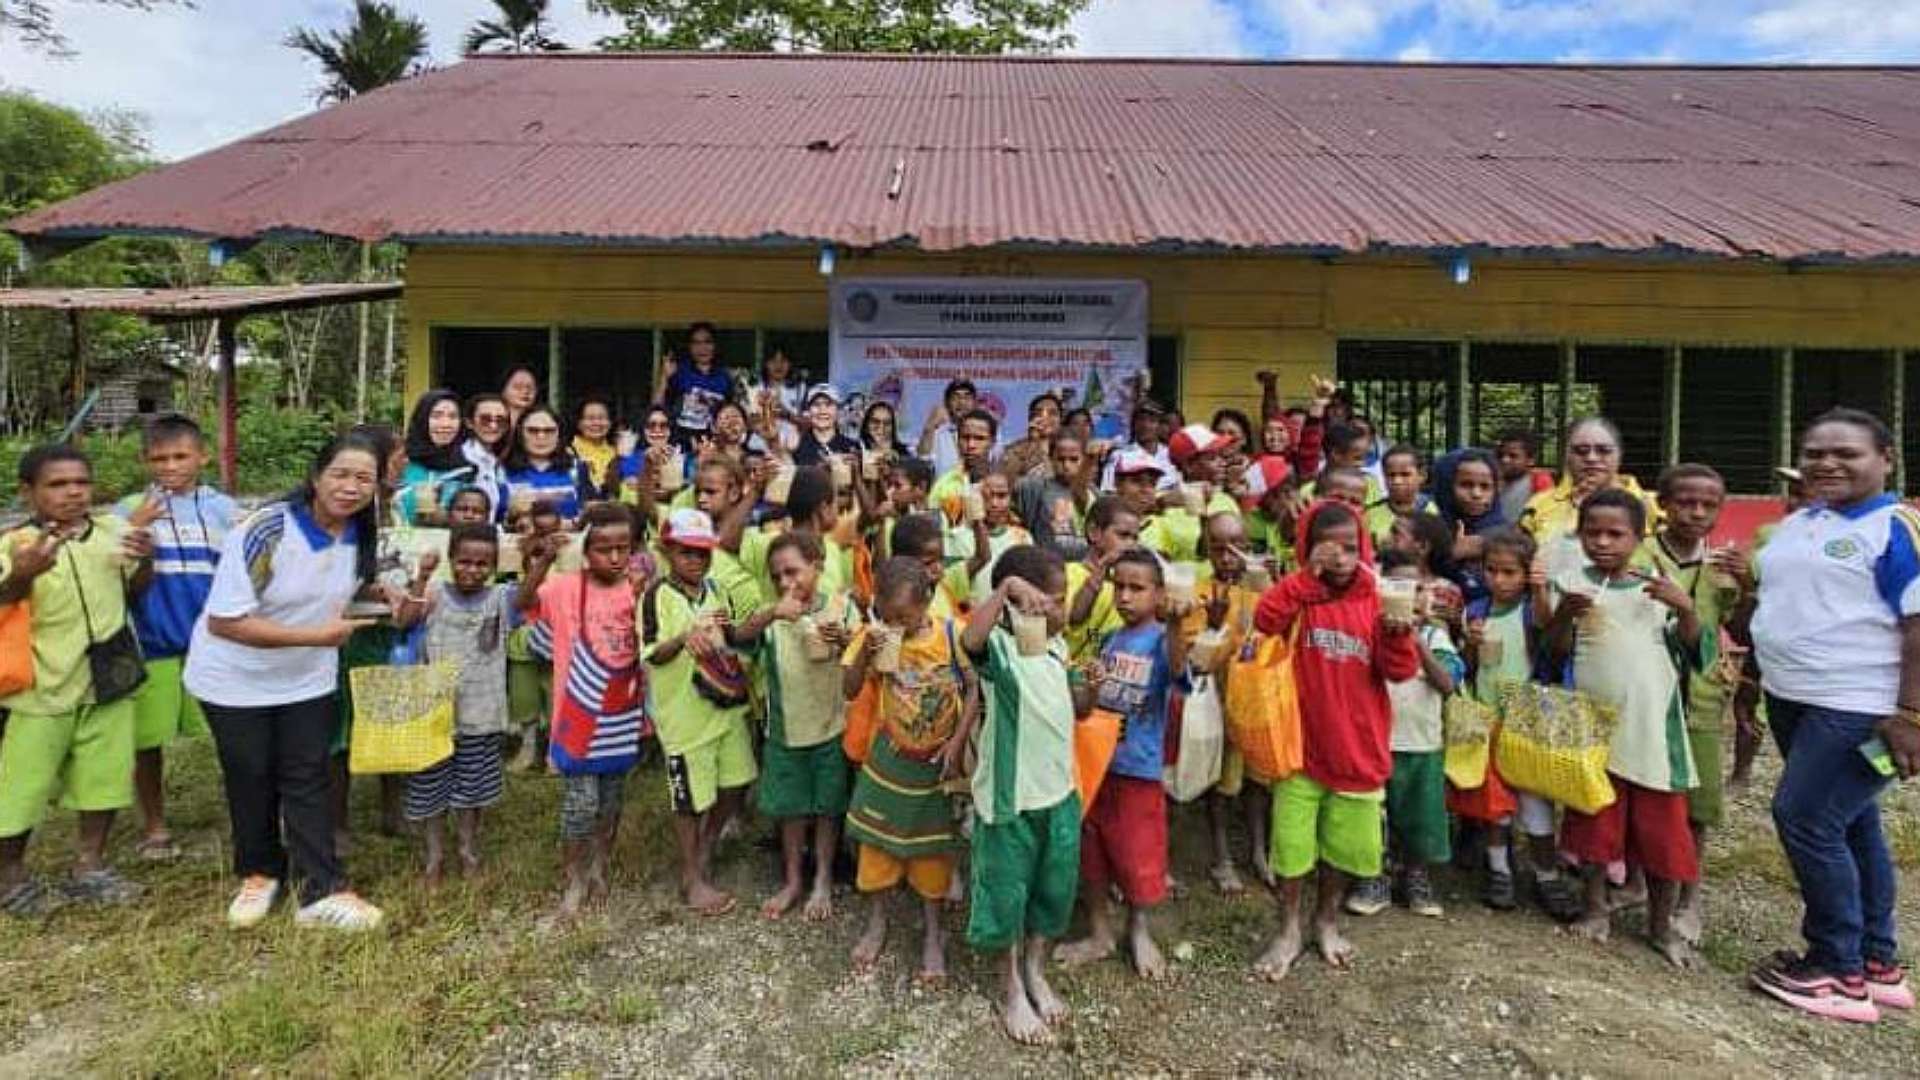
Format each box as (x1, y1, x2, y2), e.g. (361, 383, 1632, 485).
(645, 421, 672, 431)
(475, 414, 509, 427)
(1568, 443, 1617, 458)
(523, 425, 559, 436)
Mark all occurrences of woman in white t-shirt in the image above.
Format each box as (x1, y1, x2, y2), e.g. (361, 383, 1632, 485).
(185, 432, 390, 933)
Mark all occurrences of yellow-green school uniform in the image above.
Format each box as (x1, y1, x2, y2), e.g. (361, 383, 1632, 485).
(757, 596, 861, 820)
(641, 578, 757, 814)
(1641, 536, 1742, 828)
(1139, 490, 1240, 565)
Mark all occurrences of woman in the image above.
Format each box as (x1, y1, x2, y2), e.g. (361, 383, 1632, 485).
(1518, 416, 1659, 575)
(619, 404, 689, 506)
(184, 432, 389, 932)
(398, 390, 472, 526)
(571, 395, 621, 504)
(999, 392, 1064, 480)
(463, 394, 514, 521)
(744, 342, 807, 449)
(502, 404, 581, 523)
(1750, 408, 1920, 1022)
(791, 385, 859, 468)
(1212, 408, 1254, 499)
(860, 400, 910, 459)
(656, 321, 734, 444)
(501, 366, 541, 426)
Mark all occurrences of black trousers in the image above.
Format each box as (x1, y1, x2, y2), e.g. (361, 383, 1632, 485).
(201, 694, 344, 906)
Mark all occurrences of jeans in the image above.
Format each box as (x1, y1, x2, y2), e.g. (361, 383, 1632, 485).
(202, 694, 345, 906)
(1767, 695, 1899, 975)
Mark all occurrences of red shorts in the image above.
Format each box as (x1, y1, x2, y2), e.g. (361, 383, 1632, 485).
(1446, 758, 1519, 824)
(1559, 775, 1698, 884)
(1080, 774, 1168, 906)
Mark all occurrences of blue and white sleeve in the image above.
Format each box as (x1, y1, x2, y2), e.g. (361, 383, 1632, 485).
(1874, 510, 1920, 618)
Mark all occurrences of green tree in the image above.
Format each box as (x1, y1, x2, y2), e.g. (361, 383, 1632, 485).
(0, 0, 189, 57)
(463, 0, 567, 54)
(590, 0, 1089, 53)
(285, 0, 430, 104)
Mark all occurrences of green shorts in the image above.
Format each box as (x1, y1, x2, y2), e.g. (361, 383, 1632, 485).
(131, 656, 207, 751)
(507, 627, 551, 728)
(966, 793, 1082, 951)
(1686, 728, 1724, 829)
(663, 713, 758, 816)
(1270, 773, 1385, 880)
(757, 737, 852, 820)
(0, 700, 137, 837)
(1385, 750, 1451, 866)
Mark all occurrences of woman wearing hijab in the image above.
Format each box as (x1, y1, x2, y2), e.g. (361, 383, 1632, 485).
(398, 390, 476, 526)
(1430, 447, 1506, 605)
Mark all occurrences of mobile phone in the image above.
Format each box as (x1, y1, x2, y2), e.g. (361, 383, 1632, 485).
(1860, 736, 1898, 779)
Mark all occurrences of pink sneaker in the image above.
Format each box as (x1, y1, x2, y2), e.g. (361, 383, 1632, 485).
(1865, 960, 1915, 1011)
(1753, 958, 1880, 1024)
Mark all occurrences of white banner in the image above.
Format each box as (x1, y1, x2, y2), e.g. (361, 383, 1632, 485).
(829, 278, 1149, 445)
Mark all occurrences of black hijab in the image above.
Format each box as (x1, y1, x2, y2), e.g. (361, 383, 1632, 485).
(405, 389, 469, 472)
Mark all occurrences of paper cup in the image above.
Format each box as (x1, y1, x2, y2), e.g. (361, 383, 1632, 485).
(1478, 635, 1505, 667)
(765, 461, 796, 505)
(862, 448, 887, 482)
(1012, 610, 1050, 656)
(1380, 578, 1418, 623)
(829, 454, 854, 492)
(1190, 627, 1227, 670)
(1181, 482, 1208, 515)
(800, 616, 834, 662)
(872, 624, 903, 674)
(964, 485, 986, 524)
(1165, 563, 1197, 608)
(658, 452, 685, 492)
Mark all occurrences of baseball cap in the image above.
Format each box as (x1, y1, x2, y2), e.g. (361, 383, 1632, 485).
(663, 508, 720, 550)
(806, 384, 841, 406)
(1113, 449, 1169, 478)
(1243, 457, 1294, 500)
(1168, 423, 1237, 465)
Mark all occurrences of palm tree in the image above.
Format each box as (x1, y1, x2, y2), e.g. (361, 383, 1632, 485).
(463, 0, 567, 54)
(285, 1, 431, 104)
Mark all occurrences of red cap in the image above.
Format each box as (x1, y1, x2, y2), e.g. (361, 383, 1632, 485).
(1168, 423, 1236, 465)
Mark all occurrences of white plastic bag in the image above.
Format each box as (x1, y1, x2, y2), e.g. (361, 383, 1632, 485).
(1164, 674, 1225, 803)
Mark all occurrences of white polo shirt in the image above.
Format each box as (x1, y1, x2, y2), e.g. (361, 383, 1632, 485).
(184, 502, 365, 709)
(1753, 494, 1920, 716)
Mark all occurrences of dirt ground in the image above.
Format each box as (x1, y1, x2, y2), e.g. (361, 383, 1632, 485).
(2, 738, 1916, 1078)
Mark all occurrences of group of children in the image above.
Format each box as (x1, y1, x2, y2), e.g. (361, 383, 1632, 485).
(0, 376, 1767, 1045)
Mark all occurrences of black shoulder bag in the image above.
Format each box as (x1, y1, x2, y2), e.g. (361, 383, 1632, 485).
(66, 544, 148, 706)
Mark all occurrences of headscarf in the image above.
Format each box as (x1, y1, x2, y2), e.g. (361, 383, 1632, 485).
(1432, 448, 1506, 535)
(404, 389, 469, 472)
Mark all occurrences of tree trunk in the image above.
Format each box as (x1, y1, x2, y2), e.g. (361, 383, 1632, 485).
(356, 241, 371, 420)
(1, 265, 12, 432)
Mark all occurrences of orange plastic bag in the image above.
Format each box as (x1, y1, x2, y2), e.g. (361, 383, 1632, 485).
(1221, 628, 1303, 781)
(842, 677, 881, 764)
(1074, 708, 1123, 812)
(0, 602, 31, 697)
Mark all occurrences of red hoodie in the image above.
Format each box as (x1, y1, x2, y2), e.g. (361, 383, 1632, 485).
(1253, 500, 1419, 792)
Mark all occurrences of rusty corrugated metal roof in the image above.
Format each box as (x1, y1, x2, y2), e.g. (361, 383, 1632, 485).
(0, 283, 403, 317)
(9, 54, 1920, 261)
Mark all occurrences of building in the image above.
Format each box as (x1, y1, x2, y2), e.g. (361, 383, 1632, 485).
(10, 54, 1920, 501)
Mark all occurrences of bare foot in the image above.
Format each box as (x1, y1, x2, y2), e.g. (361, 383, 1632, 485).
(553, 874, 587, 923)
(802, 882, 834, 923)
(1025, 955, 1069, 1026)
(761, 881, 803, 920)
(1252, 854, 1278, 891)
(851, 914, 887, 973)
(915, 929, 948, 987)
(1002, 989, 1051, 1045)
(1569, 912, 1612, 943)
(686, 881, 736, 917)
(458, 851, 482, 879)
(1653, 929, 1699, 970)
(1210, 861, 1246, 897)
(1314, 921, 1356, 969)
(1054, 933, 1117, 968)
(1252, 924, 1303, 982)
(1129, 924, 1168, 981)
(1608, 881, 1648, 912)
(586, 867, 610, 908)
(422, 860, 444, 894)
(945, 873, 968, 909)
(1673, 895, 1704, 947)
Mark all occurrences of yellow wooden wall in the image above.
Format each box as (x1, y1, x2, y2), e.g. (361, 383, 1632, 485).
(404, 246, 1920, 422)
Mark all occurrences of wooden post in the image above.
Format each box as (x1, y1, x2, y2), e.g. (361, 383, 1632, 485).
(1452, 340, 1471, 448)
(1777, 347, 1795, 480)
(1557, 340, 1576, 467)
(546, 324, 564, 416)
(1895, 350, 1908, 496)
(1663, 344, 1682, 466)
(69, 309, 86, 414)
(219, 316, 238, 492)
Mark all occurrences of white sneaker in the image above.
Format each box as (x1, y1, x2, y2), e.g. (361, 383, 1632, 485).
(226, 875, 280, 929)
(294, 891, 384, 932)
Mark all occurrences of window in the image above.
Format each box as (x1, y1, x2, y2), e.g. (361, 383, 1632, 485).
(1337, 340, 1455, 462)
(433, 327, 548, 403)
(560, 329, 652, 426)
(1469, 343, 1570, 465)
(1680, 347, 1781, 493)
(1148, 335, 1181, 412)
(1792, 349, 1893, 436)
(761, 330, 831, 387)
(1576, 346, 1664, 484)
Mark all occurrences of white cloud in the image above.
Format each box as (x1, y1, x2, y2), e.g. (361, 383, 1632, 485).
(1255, 0, 1421, 56)
(1069, 0, 1251, 57)
(1741, 0, 1920, 59)
(1397, 39, 1436, 60)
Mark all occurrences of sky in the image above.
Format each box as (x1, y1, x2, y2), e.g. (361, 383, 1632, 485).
(2, 0, 1917, 161)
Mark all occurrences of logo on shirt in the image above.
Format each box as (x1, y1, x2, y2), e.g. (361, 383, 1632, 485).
(1307, 627, 1371, 663)
(1824, 537, 1861, 561)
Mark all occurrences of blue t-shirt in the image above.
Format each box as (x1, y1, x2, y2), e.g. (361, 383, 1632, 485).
(1098, 620, 1173, 782)
(502, 461, 581, 521)
(667, 364, 733, 433)
(114, 486, 239, 658)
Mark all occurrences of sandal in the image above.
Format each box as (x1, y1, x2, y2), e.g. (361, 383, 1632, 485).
(1534, 875, 1585, 924)
(0, 877, 67, 918)
(135, 836, 181, 862)
(62, 868, 144, 906)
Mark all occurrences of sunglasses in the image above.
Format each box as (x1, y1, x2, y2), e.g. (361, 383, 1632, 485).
(476, 414, 509, 427)
(523, 425, 560, 436)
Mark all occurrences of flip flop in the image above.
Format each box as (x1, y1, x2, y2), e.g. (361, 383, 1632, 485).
(1, 877, 66, 918)
(63, 868, 144, 905)
(135, 836, 181, 862)
(693, 892, 737, 918)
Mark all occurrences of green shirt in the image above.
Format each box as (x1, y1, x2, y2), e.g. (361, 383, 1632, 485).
(972, 626, 1077, 825)
(1640, 536, 1742, 731)
(0, 516, 134, 715)
(1065, 559, 1122, 664)
(641, 577, 740, 753)
(739, 525, 847, 604)
(1140, 491, 1239, 566)
(762, 594, 862, 748)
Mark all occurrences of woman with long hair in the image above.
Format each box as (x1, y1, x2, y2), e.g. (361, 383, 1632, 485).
(398, 389, 472, 526)
(502, 404, 581, 523)
(463, 394, 514, 522)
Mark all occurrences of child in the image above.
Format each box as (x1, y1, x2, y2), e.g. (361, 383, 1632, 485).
(744, 532, 859, 921)
(0, 445, 156, 914)
(1642, 464, 1748, 947)
(1058, 549, 1186, 980)
(642, 508, 762, 916)
(1242, 456, 1299, 575)
(1187, 511, 1272, 893)
(958, 470, 1033, 602)
(506, 500, 568, 771)
(929, 409, 998, 516)
(1547, 488, 1708, 968)
(1364, 444, 1435, 543)
(844, 556, 978, 982)
(1432, 448, 1506, 607)
(1141, 424, 1240, 566)
(1453, 527, 1550, 913)
(400, 525, 514, 887)
(1310, 465, 1371, 512)
(446, 485, 494, 526)
(114, 414, 238, 861)
(520, 503, 648, 920)
(962, 544, 1090, 1045)
(1495, 428, 1555, 523)
(691, 456, 767, 620)
(1385, 513, 1466, 627)
(1366, 551, 1462, 918)
(1250, 500, 1418, 980)
(889, 513, 966, 620)
(1066, 495, 1138, 666)
(1310, 424, 1384, 503)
